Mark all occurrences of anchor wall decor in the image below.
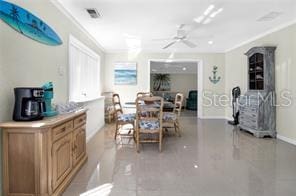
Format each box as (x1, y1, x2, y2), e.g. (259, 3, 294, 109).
(209, 66, 221, 84)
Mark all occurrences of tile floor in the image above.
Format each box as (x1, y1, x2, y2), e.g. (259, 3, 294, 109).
(181, 109, 197, 117)
(63, 117, 296, 196)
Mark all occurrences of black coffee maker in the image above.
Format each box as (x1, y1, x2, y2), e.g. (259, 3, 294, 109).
(13, 88, 45, 121)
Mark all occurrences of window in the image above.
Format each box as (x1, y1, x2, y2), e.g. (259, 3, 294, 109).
(69, 35, 101, 102)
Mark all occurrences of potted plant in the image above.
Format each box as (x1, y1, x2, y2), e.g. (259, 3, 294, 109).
(152, 74, 171, 91)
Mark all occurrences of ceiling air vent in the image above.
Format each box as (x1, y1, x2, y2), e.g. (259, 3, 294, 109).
(257, 11, 282, 22)
(86, 8, 100, 19)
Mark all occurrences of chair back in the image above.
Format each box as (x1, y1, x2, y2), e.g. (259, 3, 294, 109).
(173, 93, 184, 117)
(137, 92, 153, 98)
(136, 96, 163, 124)
(112, 94, 123, 118)
(188, 90, 197, 99)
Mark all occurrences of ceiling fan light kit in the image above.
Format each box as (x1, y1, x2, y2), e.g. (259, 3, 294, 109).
(154, 24, 199, 49)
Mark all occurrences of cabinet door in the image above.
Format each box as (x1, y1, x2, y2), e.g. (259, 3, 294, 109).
(73, 126, 86, 166)
(52, 133, 73, 191)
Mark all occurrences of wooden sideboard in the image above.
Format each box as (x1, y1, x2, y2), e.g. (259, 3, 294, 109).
(0, 109, 88, 196)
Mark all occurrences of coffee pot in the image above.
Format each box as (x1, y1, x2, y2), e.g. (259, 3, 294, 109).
(13, 88, 45, 121)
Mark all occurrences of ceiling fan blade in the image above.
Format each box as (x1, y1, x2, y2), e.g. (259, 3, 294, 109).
(162, 41, 177, 49)
(182, 40, 197, 48)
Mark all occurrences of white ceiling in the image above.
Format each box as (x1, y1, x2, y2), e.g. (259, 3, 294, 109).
(150, 61, 198, 74)
(55, 0, 296, 53)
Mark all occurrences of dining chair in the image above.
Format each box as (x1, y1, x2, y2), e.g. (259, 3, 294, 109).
(163, 93, 184, 136)
(112, 94, 135, 140)
(135, 96, 164, 152)
(136, 92, 154, 117)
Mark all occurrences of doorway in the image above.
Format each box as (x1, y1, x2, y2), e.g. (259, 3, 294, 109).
(148, 59, 203, 118)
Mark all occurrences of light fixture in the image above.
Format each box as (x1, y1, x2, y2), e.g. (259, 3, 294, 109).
(208, 40, 213, 45)
(204, 4, 215, 16)
(194, 15, 205, 23)
(194, 164, 199, 168)
(210, 8, 224, 18)
(182, 67, 187, 71)
(203, 18, 212, 24)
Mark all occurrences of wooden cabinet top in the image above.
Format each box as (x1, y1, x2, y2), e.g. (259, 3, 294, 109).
(0, 109, 87, 129)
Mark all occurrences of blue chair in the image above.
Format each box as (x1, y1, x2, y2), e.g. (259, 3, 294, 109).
(186, 90, 197, 110)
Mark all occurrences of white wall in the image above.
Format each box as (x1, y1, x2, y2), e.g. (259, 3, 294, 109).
(0, 1, 107, 193)
(150, 73, 198, 102)
(104, 52, 225, 117)
(225, 23, 296, 141)
(170, 73, 198, 98)
(0, 1, 105, 145)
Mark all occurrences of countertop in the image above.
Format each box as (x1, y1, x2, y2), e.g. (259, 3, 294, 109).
(0, 109, 87, 129)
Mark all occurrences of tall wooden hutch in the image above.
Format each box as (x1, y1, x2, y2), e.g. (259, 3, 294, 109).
(238, 46, 276, 137)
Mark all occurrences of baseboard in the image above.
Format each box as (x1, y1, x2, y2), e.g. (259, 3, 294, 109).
(277, 134, 296, 146)
(225, 116, 233, 121)
(86, 124, 105, 143)
(199, 116, 228, 120)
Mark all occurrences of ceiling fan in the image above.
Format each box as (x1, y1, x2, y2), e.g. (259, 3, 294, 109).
(152, 24, 198, 49)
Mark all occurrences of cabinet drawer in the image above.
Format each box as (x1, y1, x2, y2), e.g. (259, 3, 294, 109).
(52, 121, 73, 141)
(240, 110, 257, 119)
(240, 121, 258, 130)
(74, 114, 87, 129)
(240, 117, 258, 129)
(240, 106, 258, 114)
(240, 115, 257, 122)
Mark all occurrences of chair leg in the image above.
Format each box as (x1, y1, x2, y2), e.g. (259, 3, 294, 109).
(114, 122, 119, 140)
(176, 121, 181, 137)
(159, 131, 162, 152)
(132, 124, 136, 142)
(136, 129, 140, 153)
(174, 123, 178, 135)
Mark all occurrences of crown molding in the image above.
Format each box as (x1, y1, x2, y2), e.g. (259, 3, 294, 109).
(225, 19, 296, 53)
(50, 0, 105, 53)
(104, 49, 225, 54)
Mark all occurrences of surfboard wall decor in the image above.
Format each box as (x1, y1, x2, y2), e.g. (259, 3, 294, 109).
(0, 0, 62, 46)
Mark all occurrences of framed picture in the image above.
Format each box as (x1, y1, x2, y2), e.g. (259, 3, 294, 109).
(114, 62, 137, 85)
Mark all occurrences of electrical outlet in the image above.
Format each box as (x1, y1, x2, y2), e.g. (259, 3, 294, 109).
(58, 66, 65, 76)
